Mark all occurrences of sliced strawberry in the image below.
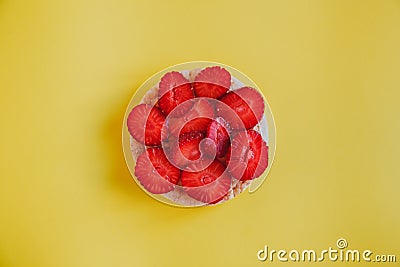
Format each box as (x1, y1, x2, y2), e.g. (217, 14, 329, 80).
(226, 130, 268, 181)
(208, 193, 228, 205)
(203, 117, 231, 158)
(134, 147, 180, 194)
(171, 131, 205, 168)
(181, 160, 232, 203)
(158, 71, 194, 116)
(166, 98, 214, 137)
(181, 98, 214, 134)
(218, 87, 265, 130)
(160, 133, 177, 156)
(217, 155, 228, 167)
(127, 104, 165, 146)
(193, 66, 231, 99)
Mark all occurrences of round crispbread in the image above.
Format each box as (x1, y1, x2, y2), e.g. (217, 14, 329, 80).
(130, 68, 268, 206)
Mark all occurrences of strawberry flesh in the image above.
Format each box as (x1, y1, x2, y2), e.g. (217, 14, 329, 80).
(204, 117, 231, 158)
(181, 160, 232, 203)
(158, 71, 194, 116)
(171, 131, 205, 168)
(193, 66, 231, 99)
(134, 147, 180, 194)
(226, 130, 268, 181)
(127, 104, 165, 146)
(218, 87, 264, 130)
(166, 98, 214, 137)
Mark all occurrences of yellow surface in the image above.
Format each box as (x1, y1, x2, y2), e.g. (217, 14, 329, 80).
(0, 0, 399, 266)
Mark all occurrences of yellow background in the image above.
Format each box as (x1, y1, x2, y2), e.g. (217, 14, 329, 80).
(0, 0, 399, 266)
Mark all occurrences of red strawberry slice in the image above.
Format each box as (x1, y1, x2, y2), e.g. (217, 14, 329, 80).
(181, 98, 214, 134)
(171, 131, 205, 168)
(226, 130, 268, 181)
(134, 147, 180, 194)
(218, 87, 265, 130)
(208, 193, 228, 205)
(158, 71, 194, 116)
(166, 98, 214, 137)
(217, 155, 228, 167)
(181, 160, 232, 203)
(203, 117, 231, 158)
(127, 104, 165, 146)
(193, 66, 231, 99)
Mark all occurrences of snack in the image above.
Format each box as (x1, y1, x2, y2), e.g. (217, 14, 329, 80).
(124, 63, 273, 207)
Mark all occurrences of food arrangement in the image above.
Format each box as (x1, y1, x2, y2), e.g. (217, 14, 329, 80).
(124, 63, 272, 207)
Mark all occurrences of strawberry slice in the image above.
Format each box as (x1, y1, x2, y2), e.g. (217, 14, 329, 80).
(218, 87, 265, 130)
(134, 147, 180, 194)
(203, 117, 231, 158)
(127, 104, 165, 146)
(166, 98, 214, 137)
(208, 193, 228, 205)
(171, 131, 205, 168)
(193, 66, 231, 99)
(217, 155, 228, 167)
(181, 160, 232, 203)
(158, 71, 194, 116)
(226, 130, 268, 181)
